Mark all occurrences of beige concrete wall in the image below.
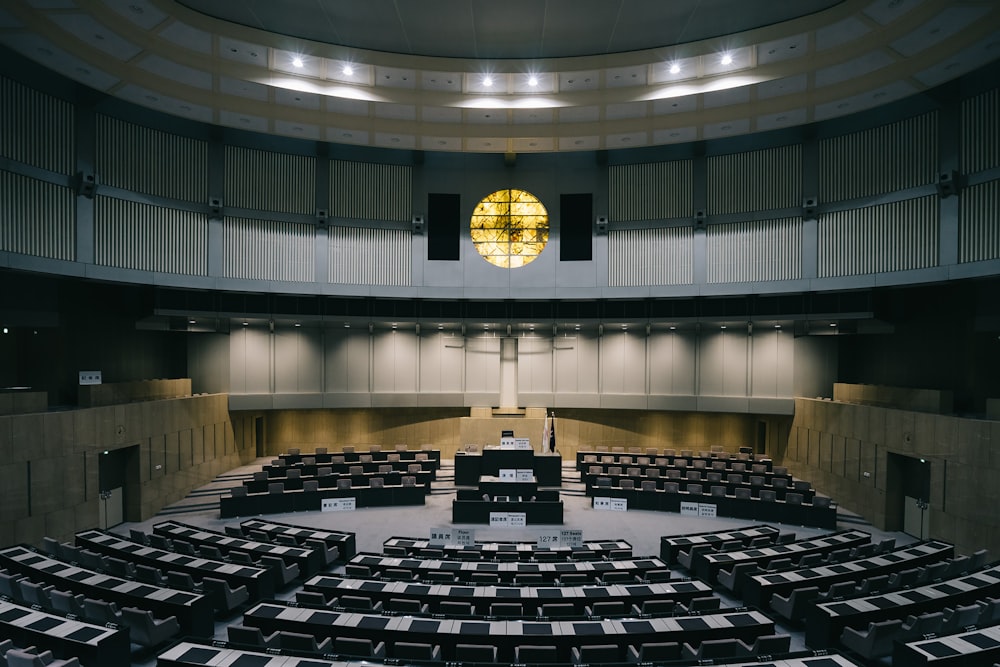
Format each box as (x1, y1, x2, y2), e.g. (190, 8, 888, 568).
(0, 391, 47, 416)
(833, 382, 953, 414)
(780, 398, 1000, 557)
(261, 407, 791, 461)
(78, 378, 192, 408)
(0, 393, 255, 548)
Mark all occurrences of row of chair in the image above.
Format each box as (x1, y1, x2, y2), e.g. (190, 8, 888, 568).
(583, 455, 784, 476)
(0, 640, 79, 667)
(592, 476, 823, 506)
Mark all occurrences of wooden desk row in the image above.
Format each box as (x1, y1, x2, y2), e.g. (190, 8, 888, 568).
(222, 482, 428, 518)
(74, 528, 275, 601)
(584, 471, 813, 503)
(278, 448, 440, 468)
(0, 544, 214, 637)
(241, 518, 356, 561)
(659, 525, 782, 565)
(383, 536, 632, 561)
(242, 601, 775, 663)
(577, 450, 773, 473)
(260, 463, 435, 484)
(303, 574, 713, 616)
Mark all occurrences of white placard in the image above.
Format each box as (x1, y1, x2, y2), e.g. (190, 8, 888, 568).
(536, 530, 561, 548)
(680, 501, 699, 516)
(593, 497, 612, 510)
(610, 497, 628, 512)
(499, 437, 517, 449)
(514, 438, 532, 450)
(698, 503, 718, 518)
(498, 469, 517, 480)
(429, 528, 452, 545)
(321, 497, 356, 512)
(454, 528, 476, 546)
(560, 530, 584, 548)
(79, 371, 102, 386)
(515, 469, 533, 482)
(489, 512, 527, 528)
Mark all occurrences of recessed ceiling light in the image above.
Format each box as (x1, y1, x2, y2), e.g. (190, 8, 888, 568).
(669, 326, 676, 330)
(528, 75, 538, 87)
(294, 322, 301, 327)
(774, 324, 781, 329)
(720, 325, 727, 329)
(483, 76, 493, 87)
(188, 319, 196, 324)
(342, 65, 353, 76)
(830, 323, 837, 327)
(242, 321, 249, 326)
(669, 63, 680, 74)
(292, 57, 304, 68)
(721, 53, 734, 65)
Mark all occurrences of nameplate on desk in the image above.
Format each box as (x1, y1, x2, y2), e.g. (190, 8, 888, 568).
(698, 503, 718, 518)
(516, 469, 533, 481)
(489, 512, 527, 528)
(499, 469, 517, 480)
(680, 501, 700, 516)
(500, 437, 517, 449)
(536, 530, 561, 547)
(593, 497, 627, 512)
(560, 530, 584, 548)
(514, 438, 532, 450)
(429, 528, 452, 546)
(321, 497, 356, 512)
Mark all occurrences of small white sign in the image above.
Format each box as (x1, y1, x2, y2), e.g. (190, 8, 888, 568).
(560, 530, 584, 549)
(454, 528, 476, 546)
(500, 437, 517, 449)
(698, 503, 718, 518)
(593, 497, 612, 510)
(429, 528, 452, 545)
(514, 438, 532, 450)
(499, 469, 517, 480)
(489, 512, 527, 528)
(321, 497, 356, 512)
(536, 531, 561, 548)
(610, 497, 628, 512)
(680, 501, 700, 516)
(515, 469, 533, 482)
(79, 371, 102, 386)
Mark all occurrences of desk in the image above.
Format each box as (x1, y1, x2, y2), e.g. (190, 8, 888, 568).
(659, 525, 780, 565)
(0, 599, 129, 666)
(240, 518, 356, 560)
(479, 475, 539, 499)
(578, 450, 774, 473)
(74, 528, 274, 602)
(742, 540, 954, 609)
(221, 483, 428, 518)
(384, 536, 631, 561)
(456, 451, 562, 486)
(279, 448, 440, 468)
(158, 641, 344, 666)
(0, 544, 214, 637)
(894, 622, 1000, 666)
(806, 563, 1000, 649)
(452, 499, 563, 525)
(303, 575, 712, 617)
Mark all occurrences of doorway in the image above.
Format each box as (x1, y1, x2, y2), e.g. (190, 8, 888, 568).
(885, 452, 931, 538)
(98, 445, 140, 528)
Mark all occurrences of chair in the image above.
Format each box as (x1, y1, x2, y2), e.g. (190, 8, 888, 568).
(685, 470, 701, 481)
(267, 482, 284, 494)
(134, 564, 166, 586)
(148, 533, 173, 550)
(627, 642, 680, 663)
(393, 642, 441, 661)
(50, 589, 86, 617)
(717, 562, 760, 594)
(316, 447, 328, 454)
(541, 602, 576, 618)
(104, 556, 135, 579)
(633, 599, 674, 616)
(559, 573, 588, 585)
(686, 483, 703, 495)
(683, 596, 721, 614)
(572, 645, 620, 664)
(601, 571, 633, 584)
(727, 473, 744, 485)
(796, 552, 822, 568)
(644, 569, 672, 583)
(359, 455, 373, 463)
(303, 480, 319, 492)
(121, 607, 181, 647)
(770, 585, 820, 621)
(454, 645, 496, 662)
(515, 645, 559, 663)
(370, 477, 385, 488)
(645, 468, 660, 478)
(619, 478, 635, 490)
(970, 548, 990, 571)
(425, 571, 455, 583)
(587, 600, 626, 618)
(749, 475, 765, 487)
(818, 580, 855, 601)
(228, 551, 256, 566)
(335, 637, 386, 658)
(772, 477, 788, 490)
(759, 489, 777, 502)
(387, 598, 429, 614)
(739, 634, 791, 657)
(677, 543, 713, 571)
(383, 567, 414, 582)
(172, 539, 196, 556)
(18, 581, 52, 608)
(166, 571, 198, 592)
(439, 600, 474, 616)
(900, 611, 945, 640)
(287, 448, 300, 455)
(516, 573, 543, 585)
(316, 466, 332, 477)
(402, 475, 417, 486)
(839, 619, 903, 659)
(490, 602, 523, 618)
(472, 572, 499, 584)
(640, 480, 657, 492)
(812, 496, 832, 509)
(201, 577, 250, 612)
(83, 598, 122, 625)
(681, 639, 743, 661)
(735, 487, 752, 499)
(941, 603, 983, 633)
(279, 631, 332, 654)
(296, 591, 328, 606)
(823, 547, 851, 564)
(225, 525, 244, 538)
(337, 478, 352, 490)
(302, 456, 316, 466)
(663, 481, 680, 494)
(887, 567, 922, 589)
(199, 544, 226, 561)
(5, 649, 79, 667)
(855, 574, 889, 595)
(710, 485, 727, 497)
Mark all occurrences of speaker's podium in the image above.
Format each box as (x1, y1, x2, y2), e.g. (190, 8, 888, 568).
(452, 436, 563, 525)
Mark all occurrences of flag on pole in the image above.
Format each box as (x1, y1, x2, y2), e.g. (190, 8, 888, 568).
(541, 413, 551, 454)
(548, 412, 556, 453)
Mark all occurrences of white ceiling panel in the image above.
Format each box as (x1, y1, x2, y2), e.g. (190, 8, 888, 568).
(49, 14, 143, 61)
(511, 137, 555, 152)
(421, 135, 463, 151)
(815, 50, 894, 87)
(274, 120, 321, 140)
(891, 7, 990, 58)
(219, 110, 269, 133)
(756, 74, 808, 100)
(421, 106, 462, 123)
(559, 71, 600, 92)
(814, 80, 918, 120)
(703, 86, 751, 108)
(559, 136, 601, 151)
(327, 97, 370, 116)
(25, 0, 76, 8)
(606, 102, 648, 120)
(653, 96, 698, 114)
(703, 47, 753, 76)
(274, 88, 322, 110)
(653, 126, 698, 144)
(374, 133, 416, 148)
(703, 118, 751, 139)
(755, 108, 808, 131)
(464, 109, 508, 124)
(116, 83, 212, 122)
(157, 21, 211, 54)
(375, 66, 417, 89)
(464, 137, 507, 152)
(326, 62, 374, 86)
(512, 72, 556, 94)
(606, 131, 649, 147)
(0, 33, 120, 90)
(758, 33, 809, 65)
(816, 15, 871, 51)
(101, 0, 167, 30)
(863, 0, 924, 26)
(326, 127, 370, 145)
(219, 76, 269, 101)
(649, 57, 700, 84)
(137, 54, 213, 89)
(558, 106, 600, 122)
(914, 33, 1000, 88)
(605, 65, 647, 88)
(272, 50, 322, 78)
(374, 103, 417, 120)
(218, 37, 267, 65)
(0, 7, 24, 27)
(420, 71, 462, 92)
(512, 109, 554, 124)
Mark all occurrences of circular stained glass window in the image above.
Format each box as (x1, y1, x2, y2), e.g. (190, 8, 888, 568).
(470, 188, 549, 268)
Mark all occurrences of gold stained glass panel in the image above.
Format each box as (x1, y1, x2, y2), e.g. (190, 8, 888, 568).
(470, 188, 549, 268)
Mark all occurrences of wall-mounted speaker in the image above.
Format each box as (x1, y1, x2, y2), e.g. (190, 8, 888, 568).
(936, 170, 960, 198)
(802, 197, 818, 219)
(208, 197, 223, 218)
(693, 210, 706, 229)
(412, 214, 425, 235)
(76, 172, 98, 198)
(316, 209, 329, 226)
(595, 215, 608, 235)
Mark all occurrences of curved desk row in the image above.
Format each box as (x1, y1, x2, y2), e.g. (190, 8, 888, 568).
(220, 483, 428, 519)
(659, 525, 782, 565)
(384, 536, 632, 561)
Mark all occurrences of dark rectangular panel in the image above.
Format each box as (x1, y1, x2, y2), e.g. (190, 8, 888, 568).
(560, 193, 593, 261)
(428, 193, 460, 261)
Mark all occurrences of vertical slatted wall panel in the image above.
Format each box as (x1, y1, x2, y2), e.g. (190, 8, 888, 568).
(330, 161, 412, 221)
(329, 226, 411, 286)
(818, 196, 939, 277)
(962, 88, 1000, 175)
(225, 147, 315, 214)
(707, 145, 801, 214)
(820, 112, 938, 202)
(0, 170, 74, 259)
(608, 227, 692, 286)
(0, 76, 74, 174)
(960, 179, 1000, 263)
(94, 197, 208, 274)
(223, 217, 315, 281)
(707, 217, 803, 283)
(608, 160, 693, 222)
(96, 116, 208, 202)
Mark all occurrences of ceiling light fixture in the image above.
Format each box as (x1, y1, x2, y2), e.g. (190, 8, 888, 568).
(482, 75, 493, 87)
(342, 65, 353, 76)
(669, 63, 680, 74)
(292, 56, 304, 68)
(721, 53, 733, 65)
(528, 75, 538, 87)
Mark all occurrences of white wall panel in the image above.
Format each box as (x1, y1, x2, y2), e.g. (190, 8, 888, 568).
(223, 217, 315, 281)
(699, 330, 748, 397)
(962, 88, 1000, 175)
(648, 331, 697, 395)
(225, 146, 315, 214)
(707, 145, 801, 214)
(96, 116, 208, 202)
(330, 160, 412, 222)
(820, 112, 937, 201)
(95, 196, 207, 274)
(0, 170, 74, 260)
(324, 329, 371, 393)
(959, 179, 1000, 263)
(518, 336, 554, 394)
(600, 331, 647, 394)
(608, 227, 693, 286)
(372, 330, 419, 393)
(419, 333, 465, 393)
(273, 328, 322, 394)
(554, 335, 600, 394)
(0, 76, 74, 174)
(707, 217, 802, 283)
(608, 160, 692, 221)
(751, 329, 794, 398)
(465, 336, 500, 394)
(329, 226, 411, 286)
(818, 196, 939, 277)
(229, 327, 271, 394)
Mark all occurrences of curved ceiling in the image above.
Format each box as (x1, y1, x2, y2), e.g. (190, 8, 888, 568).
(176, 0, 845, 59)
(0, 0, 998, 154)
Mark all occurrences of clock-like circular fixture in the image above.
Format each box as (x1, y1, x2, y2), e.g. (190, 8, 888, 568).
(470, 189, 549, 268)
